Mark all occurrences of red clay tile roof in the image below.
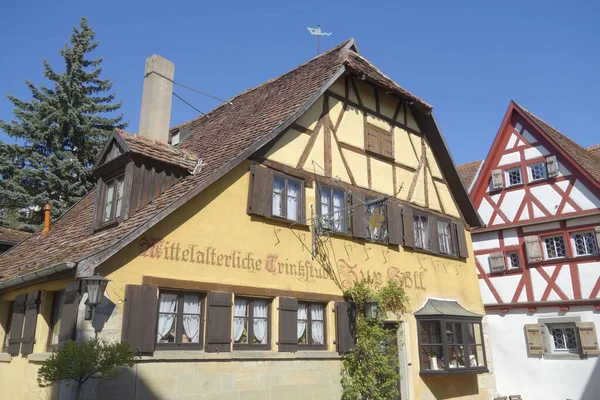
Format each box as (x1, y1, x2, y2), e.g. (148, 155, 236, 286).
(516, 103, 600, 186)
(115, 128, 198, 171)
(0, 39, 474, 286)
(588, 144, 600, 160)
(457, 160, 483, 192)
(0, 226, 30, 244)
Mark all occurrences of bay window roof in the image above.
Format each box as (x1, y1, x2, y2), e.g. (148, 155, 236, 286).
(414, 299, 481, 319)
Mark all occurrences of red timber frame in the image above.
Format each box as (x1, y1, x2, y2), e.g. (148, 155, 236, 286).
(470, 101, 600, 312)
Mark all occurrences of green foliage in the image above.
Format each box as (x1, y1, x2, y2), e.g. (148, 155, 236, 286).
(341, 277, 409, 400)
(0, 16, 127, 231)
(38, 339, 137, 398)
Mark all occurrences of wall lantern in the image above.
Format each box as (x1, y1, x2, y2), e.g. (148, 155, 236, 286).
(82, 274, 109, 320)
(365, 299, 378, 318)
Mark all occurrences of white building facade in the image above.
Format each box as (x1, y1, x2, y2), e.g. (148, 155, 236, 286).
(459, 101, 600, 400)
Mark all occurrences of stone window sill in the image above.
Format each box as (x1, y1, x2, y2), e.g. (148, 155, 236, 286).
(0, 353, 11, 363)
(27, 352, 53, 362)
(142, 350, 341, 362)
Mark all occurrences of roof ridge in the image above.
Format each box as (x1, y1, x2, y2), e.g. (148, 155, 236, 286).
(457, 159, 484, 169)
(169, 39, 352, 132)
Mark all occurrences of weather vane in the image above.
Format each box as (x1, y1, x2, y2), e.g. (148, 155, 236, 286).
(307, 25, 332, 55)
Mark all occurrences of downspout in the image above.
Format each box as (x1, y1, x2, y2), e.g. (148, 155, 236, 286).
(0, 262, 76, 291)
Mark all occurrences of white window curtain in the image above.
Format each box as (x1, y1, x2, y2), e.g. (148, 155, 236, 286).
(253, 300, 268, 344)
(234, 298, 248, 342)
(320, 190, 330, 216)
(104, 181, 115, 221)
(157, 294, 177, 342)
(297, 303, 307, 340)
(272, 177, 285, 217)
(333, 191, 344, 232)
(182, 294, 200, 343)
(287, 181, 300, 220)
(115, 178, 125, 218)
(311, 306, 324, 344)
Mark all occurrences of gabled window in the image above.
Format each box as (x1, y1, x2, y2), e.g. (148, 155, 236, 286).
(505, 167, 523, 187)
(47, 291, 65, 350)
(318, 186, 347, 233)
(298, 302, 327, 350)
(156, 292, 204, 348)
(413, 213, 431, 250)
(528, 162, 547, 182)
(271, 175, 304, 222)
(542, 234, 567, 260)
(233, 297, 270, 349)
(570, 231, 598, 257)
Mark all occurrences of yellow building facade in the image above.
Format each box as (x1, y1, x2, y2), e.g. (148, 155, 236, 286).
(0, 40, 496, 400)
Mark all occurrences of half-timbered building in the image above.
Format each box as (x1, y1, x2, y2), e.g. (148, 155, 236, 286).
(0, 40, 496, 400)
(459, 101, 600, 400)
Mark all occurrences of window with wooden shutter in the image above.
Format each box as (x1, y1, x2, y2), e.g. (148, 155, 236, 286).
(524, 324, 544, 356)
(233, 297, 271, 350)
(47, 291, 65, 351)
(6, 294, 26, 355)
(335, 301, 356, 354)
(365, 123, 394, 160)
(278, 297, 298, 352)
(576, 322, 599, 356)
(121, 284, 158, 353)
(205, 292, 233, 353)
(387, 201, 403, 246)
(402, 206, 415, 248)
(454, 221, 469, 259)
(524, 235, 542, 264)
(366, 197, 388, 243)
(437, 220, 456, 256)
(489, 251, 506, 273)
(350, 192, 367, 239)
(491, 169, 503, 190)
(298, 302, 327, 350)
(20, 290, 41, 355)
(546, 155, 559, 178)
(247, 164, 272, 217)
(155, 291, 204, 349)
(317, 185, 348, 233)
(595, 226, 600, 251)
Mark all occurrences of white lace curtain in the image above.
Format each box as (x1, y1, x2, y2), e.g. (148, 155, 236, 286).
(286, 181, 300, 220)
(182, 294, 200, 343)
(253, 300, 268, 344)
(272, 177, 284, 217)
(157, 294, 177, 342)
(297, 303, 307, 340)
(234, 299, 247, 342)
(311, 306, 324, 344)
(333, 190, 344, 231)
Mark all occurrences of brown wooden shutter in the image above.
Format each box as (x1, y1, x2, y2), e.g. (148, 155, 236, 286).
(491, 169, 503, 189)
(524, 324, 544, 356)
(524, 235, 542, 263)
(278, 297, 298, 352)
(121, 284, 158, 353)
(455, 221, 469, 259)
(351, 192, 366, 239)
(366, 125, 381, 155)
(336, 301, 356, 354)
(20, 290, 41, 355)
(381, 131, 393, 159)
(577, 322, 599, 356)
(6, 294, 26, 355)
(387, 201, 403, 246)
(247, 164, 272, 217)
(206, 292, 233, 353)
(594, 226, 600, 250)
(402, 206, 415, 248)
(58, 281, 81, 348)
(490, 251, 506, 273)
(429, 214, 438, 253)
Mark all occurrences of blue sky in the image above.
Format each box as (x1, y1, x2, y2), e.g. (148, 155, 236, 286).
(1, 0, 598, 166)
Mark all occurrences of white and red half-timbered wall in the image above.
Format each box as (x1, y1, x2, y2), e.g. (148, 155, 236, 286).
(469, 103, 600, 311)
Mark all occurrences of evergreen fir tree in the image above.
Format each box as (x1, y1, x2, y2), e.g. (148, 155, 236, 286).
(0, 17, 127, 231)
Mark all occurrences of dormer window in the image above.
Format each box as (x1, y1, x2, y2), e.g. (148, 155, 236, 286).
(103, 174, 125, 222)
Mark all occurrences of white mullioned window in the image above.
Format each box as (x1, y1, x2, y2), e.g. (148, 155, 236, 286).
(570, 231, 598, 257)
(505, 167, 523, 187)
(528, 162, 547, 182)
(548, 323, 579, 354)
(319, 186, 346, 233)
(437, 220, 455, 255)
(506, 251, 521, 269)
(272, 176, 302, 222)
(542, 234, 567, 260)
(414, 214, 430, 250)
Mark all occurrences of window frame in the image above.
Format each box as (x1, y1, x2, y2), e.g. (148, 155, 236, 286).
(504, 167, 523, 187)
(155, 290, 205, 350)
(96, 169, 126, 229)
(569, 229, 599, 258)
(541, 234, 568, 260)
(527, 162, 547, 183)
(233, 297, 272, 350)
(317, 185, 348, 234)
(436, 219, 456, 256)
(417, 316, 488, 375)
(270, 173, 305, 223)
(506, 251, 522, 270)
(2, 302, 13, 353)
(413, 212, 431, 251)
(47, 290, 65, 351)
(297, 302, 327, 350)
(547, 322, 579, 355)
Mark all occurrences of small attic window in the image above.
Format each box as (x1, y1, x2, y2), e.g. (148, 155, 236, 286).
(171, 131, 181, 146)
(102, 174, 125, 223)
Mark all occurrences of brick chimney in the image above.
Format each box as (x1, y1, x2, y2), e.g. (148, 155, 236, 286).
(41, 203, 51, 235)
(138, 54, 175, 143)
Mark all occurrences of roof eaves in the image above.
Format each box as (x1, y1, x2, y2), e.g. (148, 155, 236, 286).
(75, 64, 349, 277)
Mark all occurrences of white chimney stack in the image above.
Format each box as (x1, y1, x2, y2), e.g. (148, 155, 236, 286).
(138, 54, 175, 143)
